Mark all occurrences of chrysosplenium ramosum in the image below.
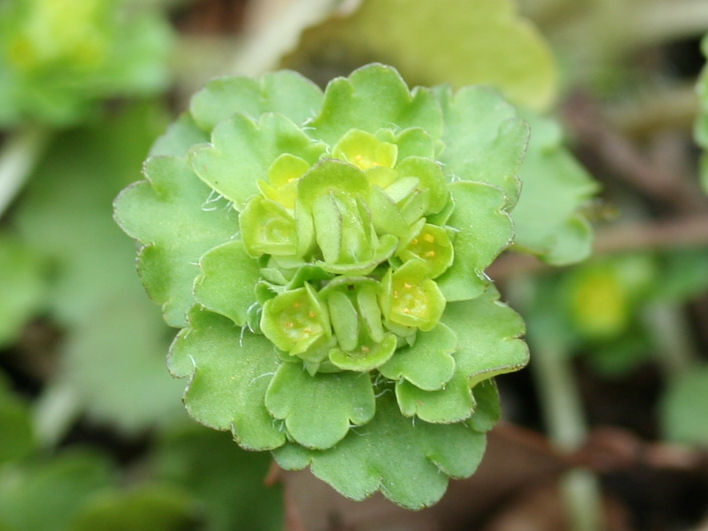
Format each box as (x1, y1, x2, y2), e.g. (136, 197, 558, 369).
(115, 64, 530, 509)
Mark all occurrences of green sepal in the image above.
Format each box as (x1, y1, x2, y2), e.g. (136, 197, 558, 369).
(441, 286, 528, 386)
(395, 157, 448, 214)
(437, 181, 512, 302)
(356, 284, 385, 342)
(317, 234, 398, 276)
(189, 113, 326, 210)
(260, 284, 331, 356)
(332, 129, 398, 170)
(398, 223, 454, 278)
(388, 128, 437, 160)
(297, 159, 370, 209)
(326, 290, 360, 351)
(273, 394, 486, 509)
(285, 264, 333, 290)
(167, 308, 285, 450)
(193, 241, 259, 326)
(381, 260, 446, 330)
(113, 156, 238, 327)
(378, 323, 456, 391)
(189, 70, 323, 131)
(329, 333, 397, 372)
(239, 197, 298, 257)
(436, 85, 528, 205)
(297, 160, 376, 268)
(368, 185, 411, 238)
(259, 154, 310, 210)
(309, 64, 443, 145)
(312, 192, 368, 265)
(264, 364, 375, 449)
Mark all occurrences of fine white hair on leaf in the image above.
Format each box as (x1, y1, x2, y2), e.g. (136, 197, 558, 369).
(249, 371, 276, 386)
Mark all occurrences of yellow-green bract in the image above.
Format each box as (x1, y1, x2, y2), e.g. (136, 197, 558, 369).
(115, 64, 532, 509)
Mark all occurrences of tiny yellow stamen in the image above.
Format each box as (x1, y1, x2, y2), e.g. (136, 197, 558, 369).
(404, 282, 413, 289)
(361, 346, 371, 353)
(308, 311, 316, 318)
(285, 321, 294, 328)
(423, 233, 435, 243)
(424, 250, 436, 258)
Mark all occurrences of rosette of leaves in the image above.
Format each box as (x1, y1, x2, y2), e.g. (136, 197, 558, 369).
(115, 64, 530, 508)
(0, 0, 171, 127)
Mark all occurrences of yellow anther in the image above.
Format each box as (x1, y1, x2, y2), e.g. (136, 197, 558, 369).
(361, 346, 371, 353)
(404, 282, 413, 289)
(402, 308, 411, 314)
(411, 238, 418, 245)
(424, 250, 436, 258)
(303, 327, 312, 334)
(393, 290, 399, 298)
(293, 302, 301, 308)
(423, 233, 435, 243)
(308, 311, 316, 318)
(285, 321, 294, 328)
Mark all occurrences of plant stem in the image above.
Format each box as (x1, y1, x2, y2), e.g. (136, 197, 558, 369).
(530, 332, 603, 530)
(608, 85, 698, 137)
(643, 303, 699, 377)
(33, 380, 81, 447)
(0, 127, 50, 218)
(634, 0, 708, 46)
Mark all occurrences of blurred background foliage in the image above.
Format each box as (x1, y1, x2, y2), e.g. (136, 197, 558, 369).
(0, 0, 707, 529)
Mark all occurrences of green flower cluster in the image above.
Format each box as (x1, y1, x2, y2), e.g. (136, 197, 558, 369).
(0, 0, 171, 126)
(115, 64, 530, 508)
(238, 126, 455, 373)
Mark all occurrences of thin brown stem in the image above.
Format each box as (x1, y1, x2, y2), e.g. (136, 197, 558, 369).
(563, 93, 707, 213)
(491, 214, 708, 280)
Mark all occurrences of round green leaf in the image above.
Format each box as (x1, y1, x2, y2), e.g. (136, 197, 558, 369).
(512, 112, 599, 265)
(190, 70, 324, 131)
(114, 156, 239, 327)
(309, 64, 443, 145)
(168, 308, 285, 450)
(437, 181, 513, 302)
(436, 85, 527, 204)
(274, 394, 487, 509)
(441, 286, 529, 386)
(194, 241, 260, 326)
(189, 113, 326, 211)
(265, 363, 375, 449)
(379, 323, 456, 391)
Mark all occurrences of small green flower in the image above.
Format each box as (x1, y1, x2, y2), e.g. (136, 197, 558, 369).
(115, 64, 531, 509)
